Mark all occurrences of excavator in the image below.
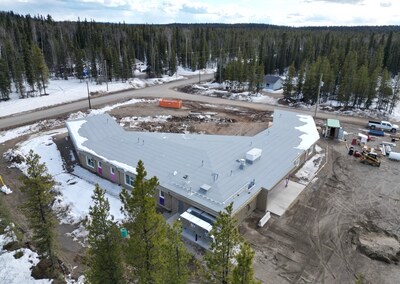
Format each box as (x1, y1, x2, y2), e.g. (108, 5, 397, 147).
(360, 151, 381, 167)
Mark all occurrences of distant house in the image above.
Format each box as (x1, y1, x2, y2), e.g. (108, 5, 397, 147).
(263, 75, 283, 91)
(66, 110, 319, 247)
(133, 59, 146, 72)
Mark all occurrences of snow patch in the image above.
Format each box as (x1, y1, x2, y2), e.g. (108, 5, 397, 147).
(0, 223, 51, 283)
(1, 185, 12, 194)
(295, 115, 320, 150)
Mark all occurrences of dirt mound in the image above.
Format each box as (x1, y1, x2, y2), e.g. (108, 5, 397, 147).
(350, 222, 400, 264)
(3, 149, 25, 164)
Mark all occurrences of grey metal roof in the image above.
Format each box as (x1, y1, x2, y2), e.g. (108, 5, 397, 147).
(66, 110, 319, 215)
(264, 75, 282, 84)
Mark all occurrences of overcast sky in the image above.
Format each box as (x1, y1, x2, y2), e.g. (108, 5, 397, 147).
(1, 0, 399, 27)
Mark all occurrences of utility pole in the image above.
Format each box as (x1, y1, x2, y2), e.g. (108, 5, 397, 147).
(314, 73, 323, 119)
(219, 44, 222, 84)
(185, 38, 188, 68)
(104, 60, 109, 92)
(86, 80, 91, 109)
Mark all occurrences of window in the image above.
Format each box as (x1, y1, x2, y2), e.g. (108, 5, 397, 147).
(110, 167, 115, 174)
(125, 174, 134, 187)
(98, 161, 102, 168)
(159, 190, 165, 206)
(86, 156, 95, 168)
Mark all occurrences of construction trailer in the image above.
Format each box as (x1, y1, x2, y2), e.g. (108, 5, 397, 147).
(324, 119, 343, 140)
(159, 99, 182, 109)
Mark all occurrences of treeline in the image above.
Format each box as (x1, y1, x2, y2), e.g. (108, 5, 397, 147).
(1, 11, 400, 110)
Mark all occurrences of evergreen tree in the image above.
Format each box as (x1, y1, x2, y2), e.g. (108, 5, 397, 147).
(205, 203, 240, 284)
(0, 58, 11, 100)
(85, 184, 124, 284)
(163, 220, 190, 284)
(20, 150, 57, 270)
(23, 41, 35, 92)
(283, 62, 295, 98)
(296, 62, 305, 98)
(120, 160, 167, 283)
(32, 44, 49, 94)
(255, 64, 265, 93)
(389, 74, 400, 114)
(74, 49, 85, 81)
(302, 62, 318, 104)
(232, 241, 260, 284)
(377, 68, 393, 110)
(352, 65, 369, 107)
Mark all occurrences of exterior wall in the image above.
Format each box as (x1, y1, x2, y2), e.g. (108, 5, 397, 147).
(256, 188, 268, 212)
(76, 151, 125, 185)
(272, 79, 283, 90)
(233, 194, 258, 223)
(264, 77, 283, 90)
(181, 218, 213, 243)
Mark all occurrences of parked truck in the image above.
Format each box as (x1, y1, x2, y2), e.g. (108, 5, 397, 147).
(368, 120, 399, 133)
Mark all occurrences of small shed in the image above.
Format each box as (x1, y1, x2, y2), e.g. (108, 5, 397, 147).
(324, 119, 342, 139)
(263, 75, 283, 91)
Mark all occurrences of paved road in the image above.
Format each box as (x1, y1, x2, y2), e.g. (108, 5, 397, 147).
(0, 72, 370, 130)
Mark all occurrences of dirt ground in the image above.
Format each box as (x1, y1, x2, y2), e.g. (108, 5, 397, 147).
(240, 122, 400, 284)
(1, 100, 400, 283)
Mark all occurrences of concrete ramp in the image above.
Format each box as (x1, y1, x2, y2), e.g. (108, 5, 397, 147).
(267, 180, 306, 216)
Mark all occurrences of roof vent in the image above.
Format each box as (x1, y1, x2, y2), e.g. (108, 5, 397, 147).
(246, 148, 262, 164)
(200, 184, 212, 192)
(239, 159, 246, 170)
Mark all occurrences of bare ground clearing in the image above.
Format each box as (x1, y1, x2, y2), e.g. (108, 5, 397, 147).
(241, 123, 400, 284)
(1, 100, 400, 283)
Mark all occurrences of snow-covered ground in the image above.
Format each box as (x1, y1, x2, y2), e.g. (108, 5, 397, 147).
(0, 67, 211, 119)
(0, 223, 52, 283)
(7, 132, 124, 225)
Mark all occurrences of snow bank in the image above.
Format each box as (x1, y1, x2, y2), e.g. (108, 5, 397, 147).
(1, 185, 12, 194)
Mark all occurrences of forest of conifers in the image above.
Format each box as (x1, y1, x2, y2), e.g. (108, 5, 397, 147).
(0, 11, 400, 111)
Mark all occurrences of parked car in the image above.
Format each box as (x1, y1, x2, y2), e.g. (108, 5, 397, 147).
(368, 120, 399, 133)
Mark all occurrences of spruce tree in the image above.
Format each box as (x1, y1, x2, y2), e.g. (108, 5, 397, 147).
(32, 44, 49, 95)
(0, 58, 11, 100)
(205, 202, 240, 284)
(232, 242, 260, 284)
(163, 220, 190, 284)
(283, 63, 295, 98)
(85, 184, 124, 284)
(20, 150, 57, 269)
(120, 160, 167, 283)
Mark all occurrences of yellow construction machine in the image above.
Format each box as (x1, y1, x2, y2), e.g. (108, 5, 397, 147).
(360, 151, 381, 167)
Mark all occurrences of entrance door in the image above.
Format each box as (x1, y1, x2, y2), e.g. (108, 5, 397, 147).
(178, 200, 184, 213)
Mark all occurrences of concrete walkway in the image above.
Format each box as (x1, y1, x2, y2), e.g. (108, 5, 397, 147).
(267, 180, 306, 216)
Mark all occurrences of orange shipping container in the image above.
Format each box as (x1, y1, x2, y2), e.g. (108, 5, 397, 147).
(159, 99, 182, 109)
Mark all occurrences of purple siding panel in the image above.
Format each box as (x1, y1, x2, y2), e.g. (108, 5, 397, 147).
(98, 168, 102, 175)
(111, 173, 115, 182)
